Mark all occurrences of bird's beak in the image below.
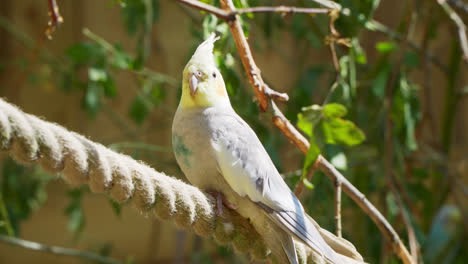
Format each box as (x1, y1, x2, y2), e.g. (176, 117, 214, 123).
(189, 73, 199, 98)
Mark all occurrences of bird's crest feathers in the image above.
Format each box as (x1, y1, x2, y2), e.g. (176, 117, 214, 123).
(188, 33, 220, 67)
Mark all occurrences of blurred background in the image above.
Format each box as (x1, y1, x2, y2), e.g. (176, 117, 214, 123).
(0, 0, 467, 263)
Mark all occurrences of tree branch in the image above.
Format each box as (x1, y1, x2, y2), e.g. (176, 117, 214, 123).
(174, 0, 230, 20)
(334, 179, 342, 238)
(233, 6, 329, 16)
(437, 0, 468, 64)
(0, 234, 122, 264)
(45, 0, 63, 39)
(175, 0, 330, 23)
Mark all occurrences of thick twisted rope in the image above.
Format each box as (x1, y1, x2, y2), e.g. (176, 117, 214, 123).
(0, 98, 338, 263)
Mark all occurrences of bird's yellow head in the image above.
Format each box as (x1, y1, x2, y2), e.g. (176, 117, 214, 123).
(179, 34, 230, 109)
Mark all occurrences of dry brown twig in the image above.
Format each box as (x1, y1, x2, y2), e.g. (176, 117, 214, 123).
(174, 0, 415, 263)
(175, 0, 329, 24)
(46, 0, 63, 38)
(437, 0, 468, 64)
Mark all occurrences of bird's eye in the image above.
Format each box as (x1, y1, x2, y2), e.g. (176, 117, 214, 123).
(212, 72, 217, 78)
(196, 71, 202, 77)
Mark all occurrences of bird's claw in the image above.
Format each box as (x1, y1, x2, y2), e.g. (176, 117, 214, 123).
(206, 190, 238, 217)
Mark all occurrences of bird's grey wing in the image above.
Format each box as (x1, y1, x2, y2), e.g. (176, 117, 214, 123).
(208, 110, 339, 264)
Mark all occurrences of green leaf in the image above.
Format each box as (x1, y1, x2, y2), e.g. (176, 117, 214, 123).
(403, 51, 419, 68)
(150, 84, 165, 105)
(371, 65, 390, 98)
(109, 199, 121, 217)
(321, 118, 365, 146)
(102, 77, 117, 98)
(66, 42, 103, 65)
(129, 95, 151, 125)
(323, 103, 347, 119)
(88, 67, 107, 82)
(67, 206, 85, 234)
(297, 113, 313, 137)
(84, 83, 101, 117)
(112, 44, 133, 70)
(297, 104, 322, 137)
(376, 41, 396, 54)
(352, 38, 367, 64)
(302, 178, 314, 190)
(301, 134, 321, 180)
(64, 188, 86, 238)
(330, 152, 347, 170)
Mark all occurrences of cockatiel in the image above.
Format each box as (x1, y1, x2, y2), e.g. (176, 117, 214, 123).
(172, 34, 364, 264)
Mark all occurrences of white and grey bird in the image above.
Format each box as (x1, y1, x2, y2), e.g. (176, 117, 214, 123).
(172, 34, 364, 264)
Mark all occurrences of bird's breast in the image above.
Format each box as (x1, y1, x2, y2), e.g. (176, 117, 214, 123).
(172, 108, 221, 190)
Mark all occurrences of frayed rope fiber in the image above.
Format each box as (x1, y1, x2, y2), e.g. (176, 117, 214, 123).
(0, 98, 330, 263)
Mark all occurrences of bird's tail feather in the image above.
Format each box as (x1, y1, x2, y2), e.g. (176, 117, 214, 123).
(271, 210, 339, 264)
(306, 215, 364, 262)
(281, 235, 300, 264)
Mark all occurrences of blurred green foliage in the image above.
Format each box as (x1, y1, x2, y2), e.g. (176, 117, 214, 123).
(0, 0, 467, 263)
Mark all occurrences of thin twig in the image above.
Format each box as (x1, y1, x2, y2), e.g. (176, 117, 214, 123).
(46, 0, 63, 39)
(174, 0, 330, 22)
(174, 0, 229, 19)
(0, 234, 122, 264)
(234, 6, 329, 16)
(334, 179, 342, 238)
(389, 176, 421, 263)
(438, 0, 468, 64)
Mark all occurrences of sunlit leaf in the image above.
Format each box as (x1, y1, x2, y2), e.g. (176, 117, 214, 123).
(302, 132, 321, 180)
(321, 118, 365, 146)
(303, 178, 314, 190)
(330, 152, 347, 170)
(323, 103, 347, 119)
(88, 67, 107, 82)
(297, 113, 314, 137)
(376, 41, 396, 54)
